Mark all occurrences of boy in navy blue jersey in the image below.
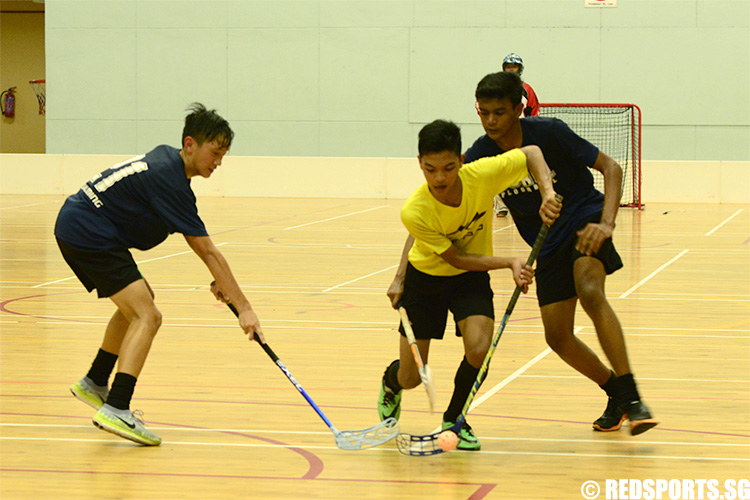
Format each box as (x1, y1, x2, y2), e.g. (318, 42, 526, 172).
(388, 72, 658, 436)
(56, 103, 264, 445)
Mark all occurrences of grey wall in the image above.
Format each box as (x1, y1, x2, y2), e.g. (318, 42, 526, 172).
(45, 0, 749, 161)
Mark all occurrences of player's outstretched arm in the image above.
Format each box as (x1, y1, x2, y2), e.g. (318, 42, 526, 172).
(386, 233, 414, 309)
(184, 234, 265, 343)
(440, 245, 533, 294)
(518, 145, 561, 225)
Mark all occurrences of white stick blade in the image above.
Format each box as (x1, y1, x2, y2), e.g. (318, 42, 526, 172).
(334, 417, 399, 450)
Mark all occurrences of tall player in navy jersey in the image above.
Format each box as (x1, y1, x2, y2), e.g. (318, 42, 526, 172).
(55, 103, 264, 445)
(466, 72, 658, 435)
(388, 72, 658, 436)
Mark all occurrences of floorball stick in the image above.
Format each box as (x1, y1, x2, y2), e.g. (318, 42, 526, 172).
(224, 301, 399, 450)
(399, 306, 437, 413)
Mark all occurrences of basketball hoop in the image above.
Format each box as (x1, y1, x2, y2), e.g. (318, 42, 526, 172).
(29, 80, 45, 115)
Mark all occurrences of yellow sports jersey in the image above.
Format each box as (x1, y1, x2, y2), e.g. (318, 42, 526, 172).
(402, 148, 530, 276)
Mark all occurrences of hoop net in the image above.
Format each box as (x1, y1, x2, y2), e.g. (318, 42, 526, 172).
(29, 80, 45, 115)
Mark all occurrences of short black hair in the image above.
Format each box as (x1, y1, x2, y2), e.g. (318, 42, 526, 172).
(418, 120, 462, 157)
(475, 72, 523, 107)
(182, 102, 234, 149)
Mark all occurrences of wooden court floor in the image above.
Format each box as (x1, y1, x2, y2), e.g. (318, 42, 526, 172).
(1, 195, 748, 500)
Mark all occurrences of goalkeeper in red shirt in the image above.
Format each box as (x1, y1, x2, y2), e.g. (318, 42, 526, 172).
(502, 53, 540, 117)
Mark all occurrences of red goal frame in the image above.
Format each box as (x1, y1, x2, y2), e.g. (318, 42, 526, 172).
(539, 103, 642, 209)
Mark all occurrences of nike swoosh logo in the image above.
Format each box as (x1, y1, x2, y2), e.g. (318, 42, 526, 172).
(382, 409, 398, 419)
(116, 416, 136, 429)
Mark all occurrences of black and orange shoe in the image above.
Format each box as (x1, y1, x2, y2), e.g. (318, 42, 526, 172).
(592, 397, 626, 432)
(624, 400, 659, 436)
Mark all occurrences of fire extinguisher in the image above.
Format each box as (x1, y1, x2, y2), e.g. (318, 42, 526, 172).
(1, 87, 17, 117)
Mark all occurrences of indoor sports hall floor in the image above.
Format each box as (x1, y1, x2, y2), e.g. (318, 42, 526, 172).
(1, 195, 748, 500)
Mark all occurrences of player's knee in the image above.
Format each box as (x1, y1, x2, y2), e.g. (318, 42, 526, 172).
(139, 307, 162, 333)
(464, 344, 489, 367)
(576, 282, 606, 310)
(459, 320, 492, 366)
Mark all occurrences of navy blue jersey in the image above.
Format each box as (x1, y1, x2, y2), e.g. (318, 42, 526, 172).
(464, 117, 603, 259)
(55, 145, 208, 251)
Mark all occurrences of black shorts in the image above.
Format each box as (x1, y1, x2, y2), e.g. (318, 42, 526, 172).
(56, 238, 143, 298)
(398, 263, 494, 340)
(536, 212, 623, 307)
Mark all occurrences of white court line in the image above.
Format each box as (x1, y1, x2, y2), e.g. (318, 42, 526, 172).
(520, 374, 750, 384)
(2, 436, 745, 461)
(0, 200, 60, 211)
(32, 243, 227, 288)
(322, 264, 398, 293)
(3, 424, 748, 448)
(429, 328, 581, 434)
(619, 249, 690, 299)
(13, 284, 750, 302)
(0, 436, 325, 450)
(705, 209, 744, 236)
(461, 449, 749, 461)
(0, 423, 327, 434)
(4, 318, 748, 338)
(0, 321, 389, 331)
(30, 275, 78, 288)
(282, 205, 389, 231)
(3, 316, 747, 332)
(468, 346, 554, 411)
(493, 224, 516, 234)
(468, 329, 584, 410)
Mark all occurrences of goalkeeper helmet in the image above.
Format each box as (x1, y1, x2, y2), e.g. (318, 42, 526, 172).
(502, 53, 524, 74)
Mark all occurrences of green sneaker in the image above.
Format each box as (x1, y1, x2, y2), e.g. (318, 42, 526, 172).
(377, 378, 402, 422)
(442, 420, 481, 451)
(93, 404, 161, 446)
(70, 377, 108, 410)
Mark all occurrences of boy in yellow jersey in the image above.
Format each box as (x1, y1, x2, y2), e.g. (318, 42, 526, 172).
(377, 119, 561, 450)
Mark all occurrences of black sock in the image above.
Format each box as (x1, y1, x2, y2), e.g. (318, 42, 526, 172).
(86, 349, 118, 387)
(617, 373, 640, 403)
(106, 372, 137, 410)
(443, 357, 481, 423)
(383, 360, 402, 392)
(600, 370, 620, 400)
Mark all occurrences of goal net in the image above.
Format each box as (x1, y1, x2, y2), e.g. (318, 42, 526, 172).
(539, 103, 642, 209)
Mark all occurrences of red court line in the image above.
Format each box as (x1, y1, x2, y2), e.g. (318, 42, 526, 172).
(468, 484, 497, 499)
(0, 411, 324, 480)
(0, 467, 496, 500)
(1, 411, 496, 500)
(0, 293, 104, 324)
